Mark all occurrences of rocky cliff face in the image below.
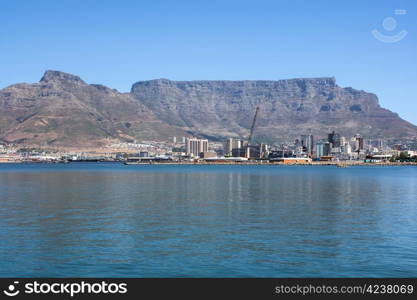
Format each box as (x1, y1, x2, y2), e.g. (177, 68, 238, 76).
(131, 78, 417, 142)
(0, 71, 416, 147)
(0, 71, 186, 147)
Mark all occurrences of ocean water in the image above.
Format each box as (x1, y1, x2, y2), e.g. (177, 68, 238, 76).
(0, 163, 416, 277)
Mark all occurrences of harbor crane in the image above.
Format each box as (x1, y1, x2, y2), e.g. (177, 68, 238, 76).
(247, 105, 260, 146)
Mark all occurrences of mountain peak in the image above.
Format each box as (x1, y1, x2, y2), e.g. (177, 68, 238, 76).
(40, 70, 85, 84)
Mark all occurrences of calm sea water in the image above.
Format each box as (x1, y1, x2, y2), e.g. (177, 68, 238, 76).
(0, 163, 416, 277)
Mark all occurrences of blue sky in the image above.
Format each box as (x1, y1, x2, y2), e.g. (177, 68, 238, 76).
(1, 0, 416, 124)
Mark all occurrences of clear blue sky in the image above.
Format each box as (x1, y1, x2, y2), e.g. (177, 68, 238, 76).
(1, 0, 416, 124)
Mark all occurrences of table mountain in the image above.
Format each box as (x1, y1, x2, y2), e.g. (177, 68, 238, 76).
(131, 78, 417, 143)
(0, 70, 416, 147)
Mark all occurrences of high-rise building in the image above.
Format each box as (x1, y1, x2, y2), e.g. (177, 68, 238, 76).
(172, 136, 177, 143)
(259, 143, 268, 158)
(339, 136, 349, 154)
(225, 138, 242, 156)
(301, 134, 314, 156)
(316, 142, 331, 157)
(378, 139, 385, 151)
(353, 134, 364, 151)
(316, 143, 324, 158)
(328, 131, 340, 148)
(343, 141, 352, 154)
(186, 138, 208, 157)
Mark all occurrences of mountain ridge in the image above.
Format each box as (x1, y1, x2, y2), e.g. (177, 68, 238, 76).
(131, 75, 416, 143)
(0, 70, 415, 147)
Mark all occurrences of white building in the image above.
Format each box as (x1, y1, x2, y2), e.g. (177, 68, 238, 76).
(225, 138, 242, 156)
(186, 138, 208, 157)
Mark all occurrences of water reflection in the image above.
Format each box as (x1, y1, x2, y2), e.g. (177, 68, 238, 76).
(0, 164, 416, 277)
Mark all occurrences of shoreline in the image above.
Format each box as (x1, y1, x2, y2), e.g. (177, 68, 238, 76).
(1, 161, 417, 166)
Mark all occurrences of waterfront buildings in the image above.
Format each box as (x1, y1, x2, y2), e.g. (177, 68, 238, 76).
(2, 129, 413, 164)
(186, 138, 208, 158)
(312, 132, 368, 160)
(316, 142, 331, 158)
(270, 157, 312, 164)
(301, 134, 314, 156)
(139, 151, 149, 158)
(222, 131, 374, 161)
(224, 137, 265, 159)
(225, 138, 242, 156)
(353, 134, 364, 151)
(328, 131, 341, 148)
(200, 151, 217, 159)
(259, 143, 269, 158)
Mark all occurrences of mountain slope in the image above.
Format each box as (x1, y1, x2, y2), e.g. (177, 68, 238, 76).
(131, 78, 417, 142)
(0, 71, 186, 147)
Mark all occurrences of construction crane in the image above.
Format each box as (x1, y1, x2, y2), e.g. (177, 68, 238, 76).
(247, 106, 260, 146)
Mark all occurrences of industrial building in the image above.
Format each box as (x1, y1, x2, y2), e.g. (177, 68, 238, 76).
(270, 157, 312, 164)
(225, 138, 243, 156)
(186, 138, 208, 158)
(301, 134, 314, 156)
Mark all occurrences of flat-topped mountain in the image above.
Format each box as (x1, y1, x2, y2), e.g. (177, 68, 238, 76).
(131, 77, 417, 142)
(0, 71, 416, 147)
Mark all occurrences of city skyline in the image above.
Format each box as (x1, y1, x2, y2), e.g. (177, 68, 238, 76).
(2, 0, 417, 286)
